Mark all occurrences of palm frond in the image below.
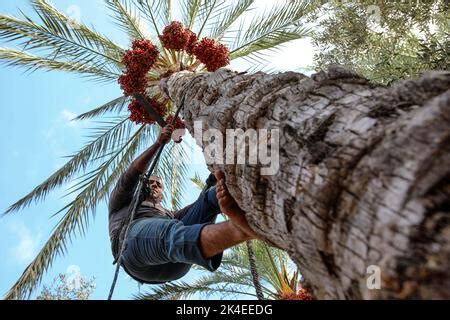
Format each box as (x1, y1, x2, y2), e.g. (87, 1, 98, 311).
(4, 125, 147, 299)
(105, 0, 148, 41)
(136, 269, 259, 300)
(30, 0, 124, 64)
(0, 1, 123, 79)
(229, 0, 316, 63)
(220, 240, 293, 295)
(73, 96, 129, 121)
(210, 0, 254, 41)
(181, 0, 201, 30)
(189, 172, 205, 191)
(0, 48, 119, 82)
(132, 0, 171, 39)
(195, 0, 227, 38)
(4, 116, 133, 215)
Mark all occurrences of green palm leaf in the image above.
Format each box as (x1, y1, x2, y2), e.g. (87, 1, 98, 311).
(157, 142, 189, 211)
(137, 241, 297, 300)
(136, 269, 259, 300)
(4, 116, 133, 215)
(189, 172, 205, 191)
(0, 48, 119, 82)
(0, 1, 123, 81)
(106, 0, 147, 41)
(181, 0, 201, 30)
(210, 0, 254, 40)
(73, 96, 130, 121)
(30, 0, 124, 64)
(229, 0, 316, 64)
(195, 0, 227, 38)
(133, 0, 171, 39)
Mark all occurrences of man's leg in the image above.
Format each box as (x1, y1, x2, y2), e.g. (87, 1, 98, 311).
(200, 221, 252, 258)
(177, 186, 221, 226)
(199, 171, 259, 258)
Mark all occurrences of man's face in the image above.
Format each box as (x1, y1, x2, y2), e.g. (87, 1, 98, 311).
(147, 176, 163, 203)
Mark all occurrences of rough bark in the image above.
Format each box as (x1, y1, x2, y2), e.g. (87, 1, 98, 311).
(166, 66, 450, 299)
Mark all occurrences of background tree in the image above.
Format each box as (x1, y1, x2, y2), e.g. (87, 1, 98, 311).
(309, 0, 449, 84)
(36, 273, 96, 300)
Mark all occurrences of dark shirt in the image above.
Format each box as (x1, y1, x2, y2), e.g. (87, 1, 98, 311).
(108, 165, 176, 260)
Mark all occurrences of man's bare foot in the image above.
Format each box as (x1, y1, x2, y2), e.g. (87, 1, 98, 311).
(214, 170, 260, 239)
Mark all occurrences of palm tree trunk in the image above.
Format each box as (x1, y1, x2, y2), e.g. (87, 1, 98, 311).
(165, 66, 450, 299)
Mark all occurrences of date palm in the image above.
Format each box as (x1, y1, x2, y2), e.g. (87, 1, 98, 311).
(0, 0, 314, 299)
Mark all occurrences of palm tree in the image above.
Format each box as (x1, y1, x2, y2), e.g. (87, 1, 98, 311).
(135, 239, 312, 300)
(0, 0, 315, 299)
(3, 0, 449, 300)
(163, 61, 449, 299)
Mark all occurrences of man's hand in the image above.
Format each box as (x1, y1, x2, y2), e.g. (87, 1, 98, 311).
(157, 124, 174, 145)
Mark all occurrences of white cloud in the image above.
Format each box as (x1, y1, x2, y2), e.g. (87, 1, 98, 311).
(9, 222, 42, 264)
(60, 109, 78, 127)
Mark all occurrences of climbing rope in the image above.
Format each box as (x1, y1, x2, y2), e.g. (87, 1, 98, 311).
(246, 240, 264, 300)
(107, 95, 185, 300)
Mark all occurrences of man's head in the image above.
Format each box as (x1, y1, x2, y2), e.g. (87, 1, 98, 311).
(147, 175, 164, 203)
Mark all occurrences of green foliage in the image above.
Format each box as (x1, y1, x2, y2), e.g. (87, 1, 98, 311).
(310, 0, 449, 84)
(136, 240, 300, 300)
(189, 172, 206, 191)
(0, 0, 124, 82)
(229, 0, 317, 67)
(106, 0, 147, 41)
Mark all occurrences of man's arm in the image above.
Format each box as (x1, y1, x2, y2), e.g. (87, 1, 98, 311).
(108, 124, 174, 212)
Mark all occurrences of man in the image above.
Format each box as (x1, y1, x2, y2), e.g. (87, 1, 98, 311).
(108, 124, 258, 284)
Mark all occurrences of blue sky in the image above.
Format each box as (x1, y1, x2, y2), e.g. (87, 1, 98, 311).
(0, 0, 315, 300)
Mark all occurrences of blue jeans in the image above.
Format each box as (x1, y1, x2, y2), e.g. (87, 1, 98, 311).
(121, 186, 222, 284)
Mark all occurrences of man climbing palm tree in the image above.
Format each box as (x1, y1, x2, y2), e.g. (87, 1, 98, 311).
(109, 123, 258, 284)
